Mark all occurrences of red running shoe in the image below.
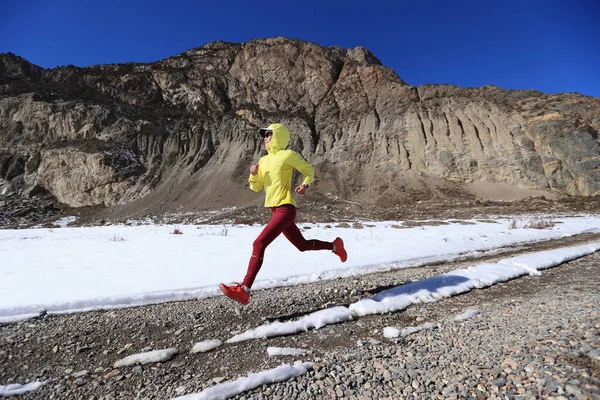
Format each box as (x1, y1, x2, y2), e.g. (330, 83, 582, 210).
(333, 237, 347, 262)
(219, 283, 250, 305)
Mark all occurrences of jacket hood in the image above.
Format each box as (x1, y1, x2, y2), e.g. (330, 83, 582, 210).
(261, 123, 290, 153)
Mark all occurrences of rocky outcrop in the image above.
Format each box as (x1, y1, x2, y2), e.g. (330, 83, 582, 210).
(0, 175, 60, 226)
(0, 38, 599, 221)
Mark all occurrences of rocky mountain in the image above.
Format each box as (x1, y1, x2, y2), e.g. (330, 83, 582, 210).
(1, 37, 599, 224)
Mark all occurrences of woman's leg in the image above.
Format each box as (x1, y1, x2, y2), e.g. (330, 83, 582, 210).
(282, 222, 334, 252)
(242, 205, 296, 288)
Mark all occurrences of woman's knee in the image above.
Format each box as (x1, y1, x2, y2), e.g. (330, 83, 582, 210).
(252, 238, 266, 253)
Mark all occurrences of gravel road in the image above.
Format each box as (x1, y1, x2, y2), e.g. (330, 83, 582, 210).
(1, 233, 599, 399)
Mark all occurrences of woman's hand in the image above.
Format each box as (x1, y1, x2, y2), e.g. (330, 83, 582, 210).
(249, 163, 259, 175)
(295, 183, 308, 194)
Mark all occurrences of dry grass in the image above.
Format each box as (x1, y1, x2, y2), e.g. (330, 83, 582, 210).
(508, 217, 556, 230)
(523, 218, 556, 229)
(195, 225, 228, 236)
(172, 228, 183, 235)
(529, 112, 562, 122)
(403, 220, 450, 227)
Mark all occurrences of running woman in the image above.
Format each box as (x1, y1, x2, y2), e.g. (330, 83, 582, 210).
(219, 123, 347, 304)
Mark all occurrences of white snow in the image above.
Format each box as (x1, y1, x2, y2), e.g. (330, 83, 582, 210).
(172, 361, 313, 400)
(53, 215, 77, 227)
(190, 340, 223, 354)
(267, 346, 309, 356)
(382, 327, 400, 338)
(226, 306, 356, 343)
(113, 348, 179, 368)
(400, 322, 439, 337)
(383, 322, 439, 339)
(3, 216, 599, 399)
(1, 216, 599, 323)
(454, 309, 480, 321)
(349, 242, 600, 317)
(0, 381, 45, 397)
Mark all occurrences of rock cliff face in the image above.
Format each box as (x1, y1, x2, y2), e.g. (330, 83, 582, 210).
(1, 37, 599, 219)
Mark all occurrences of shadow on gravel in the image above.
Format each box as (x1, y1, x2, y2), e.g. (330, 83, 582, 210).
(264, 310, 316, 323)
(368, 282, 406, 295)
(372, 274, 470, 301)
(266, 275, 472, 323)
(264, 302, 356, 323)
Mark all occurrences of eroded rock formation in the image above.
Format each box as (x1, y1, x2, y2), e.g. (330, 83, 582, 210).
(1, 37, 599, 221)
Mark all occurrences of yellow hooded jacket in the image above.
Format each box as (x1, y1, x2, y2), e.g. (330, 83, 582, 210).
(249, 123, 315, 207)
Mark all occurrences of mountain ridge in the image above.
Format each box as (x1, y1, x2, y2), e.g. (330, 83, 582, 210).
(1, 37, 599, 225)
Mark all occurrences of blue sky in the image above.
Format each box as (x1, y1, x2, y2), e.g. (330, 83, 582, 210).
(2, 0, 599, 97)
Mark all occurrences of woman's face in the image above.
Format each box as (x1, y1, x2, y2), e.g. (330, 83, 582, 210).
(263, 131, 273, 147)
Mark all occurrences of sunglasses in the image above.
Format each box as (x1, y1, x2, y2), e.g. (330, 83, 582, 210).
(263, 131, 273, 138)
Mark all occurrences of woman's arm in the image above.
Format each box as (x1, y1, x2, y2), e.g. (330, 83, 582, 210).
(287, 151, 315, 187)
(248, 161, 264, 192)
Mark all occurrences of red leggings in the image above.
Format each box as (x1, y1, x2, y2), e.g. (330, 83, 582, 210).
(243, 204, 333, 288)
